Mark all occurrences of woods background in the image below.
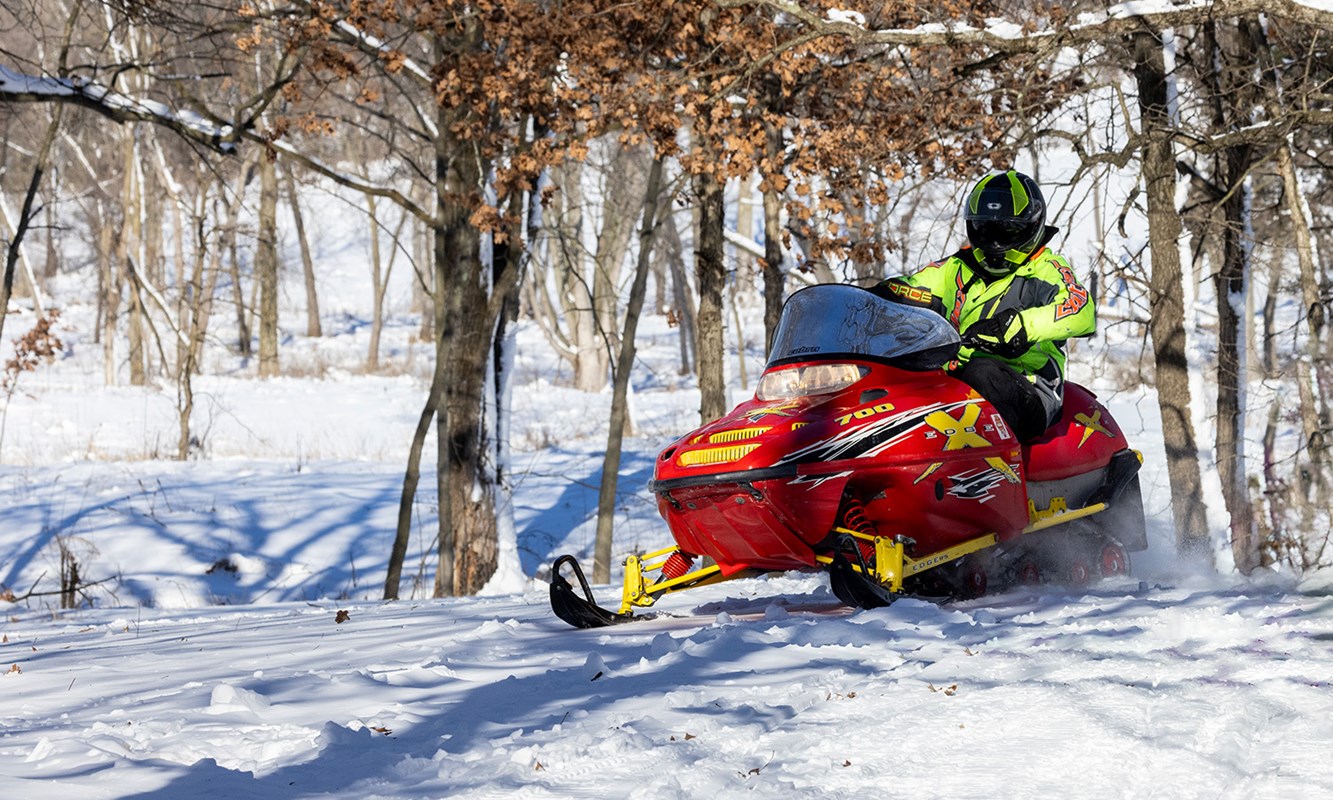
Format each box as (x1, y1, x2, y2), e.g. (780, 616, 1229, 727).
(3, 0, 1333, 601)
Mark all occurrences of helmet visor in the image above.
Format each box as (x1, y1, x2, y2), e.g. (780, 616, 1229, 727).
(969, 219, 1036, 252)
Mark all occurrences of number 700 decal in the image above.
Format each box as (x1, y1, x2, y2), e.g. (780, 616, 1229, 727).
(837, 402, 895, 426)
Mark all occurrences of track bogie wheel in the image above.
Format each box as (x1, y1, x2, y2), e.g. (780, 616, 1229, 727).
(1065, 555, 1094, 587)
(1098, 540, 1129, 578)
(1014, 557, 1042, 586)
(955, 562, 988, 599)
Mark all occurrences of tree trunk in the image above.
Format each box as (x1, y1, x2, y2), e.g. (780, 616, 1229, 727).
(1216, 149, 1257, 572)
(663, 210, 695, 375)
(593, 157, 664, 583)
(694, 170, 727, 423)
(99, 207, 118, 386)
(118, 131, 146, 386)
(489, 184, 532, 587)
(367, 194, 384, 372)
(1276, 144, 1330, 531)
(733, 172, 754, 386)
(429, 81, 502, 596)
(125, 265, 147, 386)
(591, 145, 644, 378)
(284, 165, 323, 338)
(143, 159, 164, 290)
(0, 109, 60, 346)
(178, 200, 219, 460)
(552, 160, 607, 392)
(257, 154, 280, 378)
(386, 325, 446, 600)
(414, 219, 434, 343)
(760, 105, 787, 353)
(224, 175, 251, 357)
(762, 171, 784, 355)
(1133, 30, 1212, 562)
(437, 200, 497, 596)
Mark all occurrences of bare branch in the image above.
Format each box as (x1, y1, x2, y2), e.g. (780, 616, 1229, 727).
(0, 62, 240, 153)
(718, 0, 1333, 55)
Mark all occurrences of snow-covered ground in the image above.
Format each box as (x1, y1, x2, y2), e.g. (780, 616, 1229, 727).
(7, 572, 1333, 798)
(7, 299, 1329, 797)
(3, 174, 1329, 797)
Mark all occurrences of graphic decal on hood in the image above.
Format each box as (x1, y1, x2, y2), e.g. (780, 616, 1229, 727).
(776, 400, 979, 465)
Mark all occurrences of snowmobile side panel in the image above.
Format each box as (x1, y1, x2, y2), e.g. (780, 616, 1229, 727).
(1023, 384, 1129, 481)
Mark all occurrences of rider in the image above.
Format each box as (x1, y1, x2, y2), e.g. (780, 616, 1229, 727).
(872, 170, 1095, 442)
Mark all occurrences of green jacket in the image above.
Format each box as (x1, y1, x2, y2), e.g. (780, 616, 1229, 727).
(877, 235, 1095, 378)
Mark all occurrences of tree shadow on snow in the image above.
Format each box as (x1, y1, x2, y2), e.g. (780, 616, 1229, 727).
(512, 446, 659, 577)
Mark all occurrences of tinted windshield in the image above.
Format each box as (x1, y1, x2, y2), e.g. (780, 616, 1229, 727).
(767, 284, 960, 370)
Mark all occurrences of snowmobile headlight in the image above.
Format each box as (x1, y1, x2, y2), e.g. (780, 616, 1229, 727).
(756, 363, 867, 400)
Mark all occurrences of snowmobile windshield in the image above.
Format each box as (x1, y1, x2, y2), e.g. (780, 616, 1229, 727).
(766, 284, 960, 371)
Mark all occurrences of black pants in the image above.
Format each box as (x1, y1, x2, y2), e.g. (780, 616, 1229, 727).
(954, 357, 1061, 443)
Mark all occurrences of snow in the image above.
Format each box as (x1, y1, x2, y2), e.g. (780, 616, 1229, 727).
(7, 573, 1333, 797)
(4, 285, 1329, 796)
(0, 64, 75, 97)
(3, 111, 1331, 797)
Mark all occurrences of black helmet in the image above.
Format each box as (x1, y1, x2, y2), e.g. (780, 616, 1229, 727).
(964, 170, 1046, 276)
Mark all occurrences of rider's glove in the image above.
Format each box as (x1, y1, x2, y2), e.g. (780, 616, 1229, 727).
(962, 308, 1029, 360)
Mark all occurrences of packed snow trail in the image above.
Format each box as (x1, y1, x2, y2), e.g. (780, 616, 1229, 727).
(4, 573, 1332, 799)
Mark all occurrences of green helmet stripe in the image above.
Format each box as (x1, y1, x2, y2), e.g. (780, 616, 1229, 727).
(1007, 170, 1029, 215)
(968, 174, 995, 214)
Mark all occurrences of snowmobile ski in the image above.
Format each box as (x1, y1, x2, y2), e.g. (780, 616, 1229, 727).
(549, 555, 639, 628)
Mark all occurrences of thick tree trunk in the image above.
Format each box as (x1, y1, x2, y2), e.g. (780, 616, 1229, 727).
(489, 184, 533, 587)
(1199, 20, 1260, 572)
(694, 170, 727, 423)
(430, 86, 501, 596)
(593, 157, 663, 583)
(437, 199, 497, 596)
(257, 154, 280, 378)
(1133, 31, 1212, 562)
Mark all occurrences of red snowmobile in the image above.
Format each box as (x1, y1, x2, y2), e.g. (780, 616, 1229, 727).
(550, 283, 1147, 628)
